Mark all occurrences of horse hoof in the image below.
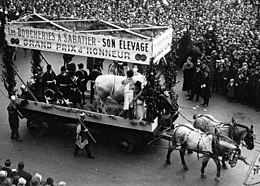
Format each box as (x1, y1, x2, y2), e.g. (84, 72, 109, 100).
(222, 164, 227, 169)
(215, 177, 220, 183)
(166, 160, 171, 165)
(183, 166, 189, 171)
(201, 174, 207, 179)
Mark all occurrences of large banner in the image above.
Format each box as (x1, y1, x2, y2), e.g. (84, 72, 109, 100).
(152, 28, 172, 62)
(5, 25, 153, 64)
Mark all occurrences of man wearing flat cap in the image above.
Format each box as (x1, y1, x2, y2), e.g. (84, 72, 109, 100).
(7, 95, 22, 142)
(74, 113, 94, 159)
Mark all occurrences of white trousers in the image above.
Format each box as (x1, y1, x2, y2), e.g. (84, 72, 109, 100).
(123, 91, 133, 110)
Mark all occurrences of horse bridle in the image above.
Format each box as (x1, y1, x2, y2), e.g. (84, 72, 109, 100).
(232, 124, 255, 149)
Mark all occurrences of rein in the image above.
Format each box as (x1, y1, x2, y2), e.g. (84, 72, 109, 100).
(233, 124, 250, 148)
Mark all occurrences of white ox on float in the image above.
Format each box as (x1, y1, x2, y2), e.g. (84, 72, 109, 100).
(95, 74, 146, 118)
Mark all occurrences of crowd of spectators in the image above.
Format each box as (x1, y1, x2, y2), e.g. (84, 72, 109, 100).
(1, 0, 260, 108)
(0, 159, 65, 186)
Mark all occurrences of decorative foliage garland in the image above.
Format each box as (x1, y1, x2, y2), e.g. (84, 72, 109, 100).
(1, 46, 16, 97)
(31, 50, 42, 75)
(0, 10, 6, 49)
(143, 52, 178, 122)
(163, 52, 177, 91)
(143, 58, 161, 122)
(163, 51, 178, 102)
(0, 11, 16, 97)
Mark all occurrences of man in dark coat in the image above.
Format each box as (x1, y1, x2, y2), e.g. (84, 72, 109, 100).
(187, 64, 203, 102)
(76, 63, 88, 104)
(42, 64, 57, 92)
(200, 70, 212, 107)
(88, 64, 102, 104)
(7, 95, 22, 142)
(182, 57, 194, 96)
(56, 66, 70, 100)
(13, 162, 32, 186)
(2, 159, 12, 178)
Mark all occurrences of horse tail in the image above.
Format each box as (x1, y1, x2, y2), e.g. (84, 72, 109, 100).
(110, 75, 116, 97)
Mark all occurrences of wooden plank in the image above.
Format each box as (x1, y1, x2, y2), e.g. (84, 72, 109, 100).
(100, 20, 151, 40)
(33, 13, 72, 32)
(17, 98, 158, 133)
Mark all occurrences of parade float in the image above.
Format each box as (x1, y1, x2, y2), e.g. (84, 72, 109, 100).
(1, 13, 179, 152)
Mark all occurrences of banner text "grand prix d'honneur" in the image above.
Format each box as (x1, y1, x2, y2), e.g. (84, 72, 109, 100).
(5, 25, 152, 64)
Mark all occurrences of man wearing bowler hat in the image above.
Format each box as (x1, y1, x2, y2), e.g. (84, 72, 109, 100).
(2, 159, 12, 178)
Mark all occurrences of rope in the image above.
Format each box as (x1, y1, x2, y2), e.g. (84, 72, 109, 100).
(178, 110, 193, 123)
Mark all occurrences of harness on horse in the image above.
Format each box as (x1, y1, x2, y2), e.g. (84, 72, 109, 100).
(172, 124, 209, 159)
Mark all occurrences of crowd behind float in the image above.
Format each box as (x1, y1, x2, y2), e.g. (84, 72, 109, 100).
(3, 0, 260, 109)
(0, 0, 260, 185)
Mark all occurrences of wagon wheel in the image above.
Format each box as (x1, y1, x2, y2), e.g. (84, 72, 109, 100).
(27, 119, 49, 137)
(119, 138, 134, 153)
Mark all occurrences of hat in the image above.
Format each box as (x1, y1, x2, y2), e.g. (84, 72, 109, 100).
(211, 50, 217, 55)
(134, 81, 142, 88)
(47, 64, 52, 70)
(46, 177, 54, 185)
(80, 112, 86, 118)
(243, 62, 248, 66)
(4, 178, 12, 185)
(18, 177, 26, 185)
(4, 159, 11, 166)
(30, 177, 40, 186)
(0, 170, 7, 178)
(77, 63, 84, 69)
(13, 175, 20, 185)
(58, 181, 66, 186)
(11, 95, 16, 101)
(18, 162, 24, 169)
(34, 173, 42, 181)
(60, 66, 66, 72)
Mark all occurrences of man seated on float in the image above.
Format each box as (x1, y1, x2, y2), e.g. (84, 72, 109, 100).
(132, 80, 146, 120)
(119, 69, 135, 118)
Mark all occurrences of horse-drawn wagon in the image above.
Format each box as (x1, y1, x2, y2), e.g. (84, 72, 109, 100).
(2, 13, 179, 152)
